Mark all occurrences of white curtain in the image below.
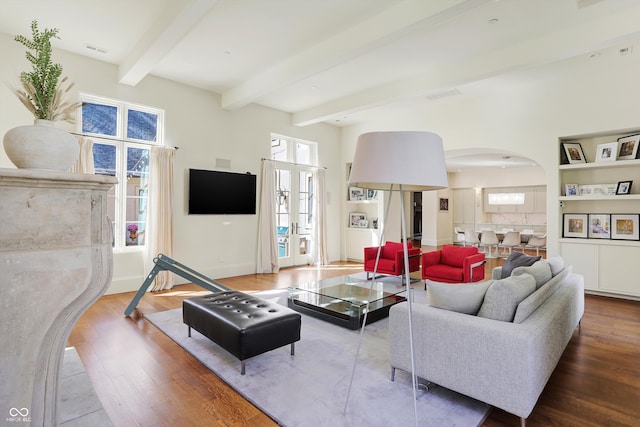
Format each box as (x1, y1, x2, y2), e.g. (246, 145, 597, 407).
(144, 146, 175, 291)
(312, 168, 329, 265)
(257, 160, 279, 273)
(70, 136, 95, 174)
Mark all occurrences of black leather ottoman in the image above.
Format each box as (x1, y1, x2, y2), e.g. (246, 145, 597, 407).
(183, 291, 301, 374)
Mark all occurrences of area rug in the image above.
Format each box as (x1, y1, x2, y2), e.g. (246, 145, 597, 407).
(145, 285, 490, 427)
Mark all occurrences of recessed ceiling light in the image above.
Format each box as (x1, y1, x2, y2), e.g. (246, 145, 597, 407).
(589, 52, 601, 58)
(488, 18, 499, 24)
(311, 85, 318, 90)
(224, 51, 232, 55)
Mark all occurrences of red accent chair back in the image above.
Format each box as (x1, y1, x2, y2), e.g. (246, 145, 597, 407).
(421, 244, 486, 285)
(363, 241, 421, 280)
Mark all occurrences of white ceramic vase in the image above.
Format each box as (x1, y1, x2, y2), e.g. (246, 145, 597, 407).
(3, 119, 79, 171)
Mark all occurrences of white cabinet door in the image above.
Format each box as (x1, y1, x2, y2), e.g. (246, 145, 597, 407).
(559, 242, 599, 291)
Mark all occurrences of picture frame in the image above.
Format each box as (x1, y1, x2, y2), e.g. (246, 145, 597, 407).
(615, 180, 632, 195)
(349, 212, 367, 228)
(349, 186, 365, 201)
(595, 142, 618, 162)
(565, 184, 578, 196)
(366, 189, 378, 200)
(610, 214, 640, 241)
(563, 213, 588, 238)
(562, 142, 587, 164)
(587, 214, 610, 239)
(616, 134, 640, 160)
(371, 218, 379, 229)
(439, 198, 449, 211)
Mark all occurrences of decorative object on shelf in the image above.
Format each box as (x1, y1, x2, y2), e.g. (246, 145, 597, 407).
(563, 213, 588, 238)
(3, 20, 81, 171)
(616, 134, 640, 160)
(371, 218, 379, 229)
(439, 197, 449, 211)
(595, 142, 618, 162)
(578, 183, 617, 196)
(346, 130, 448, 423)
(565, 183, 578, 196)
(349, 212, 367, 228)
(561, 142, 587, 164)
(616, 180, 633, 195)
(349, 186, 365, 201)
(587, 214, 611, 239)
(366, 189, 377, 200)
(610, 214, 640, 241)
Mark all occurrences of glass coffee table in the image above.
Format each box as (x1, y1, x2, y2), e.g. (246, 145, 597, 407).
(287, 275, 407, 330)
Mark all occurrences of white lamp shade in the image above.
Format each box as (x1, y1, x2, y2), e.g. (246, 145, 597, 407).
(349, 131, 448, 191)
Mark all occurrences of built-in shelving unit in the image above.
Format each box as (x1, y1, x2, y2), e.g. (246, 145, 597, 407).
(345, 162, 383, 261)
(558, 129, 640, 299)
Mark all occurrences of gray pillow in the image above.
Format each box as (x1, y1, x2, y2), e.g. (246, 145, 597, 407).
(500, 252, 541, 279)
(512, 260, 552, 289)
(545, 256, 565, 276)
(477, 274, 536, 322)
(513, 266, 572, 323)
(426, 280, 492, 315)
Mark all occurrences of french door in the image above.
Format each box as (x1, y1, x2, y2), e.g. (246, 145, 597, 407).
(275, 164, 315, 267)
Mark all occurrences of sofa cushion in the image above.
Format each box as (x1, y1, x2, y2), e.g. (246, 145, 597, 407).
(477, 274, 536, 322)
(500, 252, 541, 279)
(513, 266, 572, 323)
(512, 260, 552, 289)
(545, 256, 565, 276)
(440, 245, 478, 268)
(424, 264, 465, 282)
(426, 280, 492, 314)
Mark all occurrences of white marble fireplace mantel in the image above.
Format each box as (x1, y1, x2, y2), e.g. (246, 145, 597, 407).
(0, 168, 117, 426)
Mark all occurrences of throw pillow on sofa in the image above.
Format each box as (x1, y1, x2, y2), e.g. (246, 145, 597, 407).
(477, 273, 536, 322)
(426, 280, 493, 315)
(545, 255, 565, 276)
(511, 260, 552, 289)
(500, 252, 541, 279)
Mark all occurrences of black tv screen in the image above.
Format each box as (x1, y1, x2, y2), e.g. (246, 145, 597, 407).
(188, 169, 257, 214)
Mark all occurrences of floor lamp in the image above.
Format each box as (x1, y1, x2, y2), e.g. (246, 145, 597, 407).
(344, 131, 448, 424)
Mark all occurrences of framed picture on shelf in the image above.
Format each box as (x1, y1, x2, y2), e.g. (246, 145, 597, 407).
(439, 198, 449, 211)
(616, 133, 640, 160)
(562, 142, 587, 164)
(611, 214, 640, 240)
(366, 189, 378, 200)
(349, 186, 365, 201)
(616, 180, 632, 195)
(349, 212, 367, 228)
(587, 214, 610, 239)
(595, 142, 618, 162)
(563, 213, 588, 238)
(371, 218, 379, 229)
(565, 184, 578, 196)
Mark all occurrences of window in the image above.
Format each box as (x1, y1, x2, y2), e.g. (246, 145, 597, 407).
(271, 135, 316, 165)
(81, 94, 164, 250)
(488, 192, 525, 205)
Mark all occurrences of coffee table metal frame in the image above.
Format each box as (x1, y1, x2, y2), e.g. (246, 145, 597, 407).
(286, 275, 407, 330)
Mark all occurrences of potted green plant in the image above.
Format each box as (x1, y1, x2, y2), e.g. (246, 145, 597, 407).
(3, 20, 81, 171)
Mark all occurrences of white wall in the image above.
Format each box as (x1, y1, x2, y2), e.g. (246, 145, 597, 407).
(0, 33, 343, 294)
(341, 49, 640, 256)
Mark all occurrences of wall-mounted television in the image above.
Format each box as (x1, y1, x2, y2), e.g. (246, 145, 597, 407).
(188, 169, 257, 215)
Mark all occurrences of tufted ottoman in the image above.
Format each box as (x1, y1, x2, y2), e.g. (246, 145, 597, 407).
(182, 291, 301, 374)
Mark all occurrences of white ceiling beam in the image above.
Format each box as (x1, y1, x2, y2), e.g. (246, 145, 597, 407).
(220, 0, 492, 110)
(292, 6, 640, 126)
(119, 0, 220, 86)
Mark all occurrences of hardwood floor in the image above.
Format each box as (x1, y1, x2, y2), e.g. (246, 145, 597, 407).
(67, 250, 640, 426)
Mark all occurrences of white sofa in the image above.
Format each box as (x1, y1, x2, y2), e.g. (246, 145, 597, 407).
(388, 257, 584, 424)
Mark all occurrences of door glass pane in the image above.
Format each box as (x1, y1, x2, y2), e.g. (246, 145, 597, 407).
(276, 169, 290, 258)
(82, 102, 117, 136)
(125, 147, 149, 246)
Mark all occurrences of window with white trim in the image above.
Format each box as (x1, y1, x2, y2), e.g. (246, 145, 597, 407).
(80, 94, 164, 250)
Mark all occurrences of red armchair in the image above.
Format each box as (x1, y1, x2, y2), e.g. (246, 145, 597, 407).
(363, 241, 420, 281)
(422, 245, 486, 286)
